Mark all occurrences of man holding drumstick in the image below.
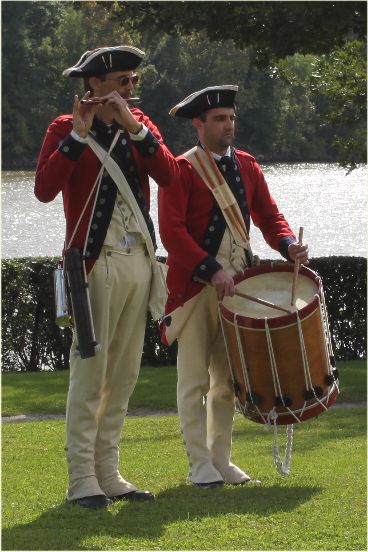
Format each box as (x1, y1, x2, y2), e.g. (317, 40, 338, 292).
(35, 46, 178, 508)
(159, 85, 309, 487)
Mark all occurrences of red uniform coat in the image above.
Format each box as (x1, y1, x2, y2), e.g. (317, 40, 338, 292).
(158, 148, 296, 342)
(35, 108, 179, 273)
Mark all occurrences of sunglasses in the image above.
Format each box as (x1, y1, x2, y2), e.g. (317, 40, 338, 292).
(104, 74, 139, 87)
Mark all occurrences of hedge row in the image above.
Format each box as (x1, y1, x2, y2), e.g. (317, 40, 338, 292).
(1, 256, 366, 372)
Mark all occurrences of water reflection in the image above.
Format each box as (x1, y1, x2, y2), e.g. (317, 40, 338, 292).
(1, 164, 367, 259)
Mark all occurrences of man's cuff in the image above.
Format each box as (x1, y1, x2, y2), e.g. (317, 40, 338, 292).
(58, 133, 87, 160)
(192, 255, 223, 283)
(130, 126, 160, 158)
(70, 130, 88, 143)
(279, 236, 297, 261)
(129, 123, 148, 141)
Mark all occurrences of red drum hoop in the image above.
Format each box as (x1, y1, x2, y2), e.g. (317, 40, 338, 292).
(219, 263, 339, 425)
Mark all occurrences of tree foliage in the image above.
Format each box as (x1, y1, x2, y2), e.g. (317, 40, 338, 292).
(1, 0, 366, 170)
(112, 0, 367, 170)
(1, 0, 137, 167)
(114, 1, 366, 65)
(310, 40, 367, 171)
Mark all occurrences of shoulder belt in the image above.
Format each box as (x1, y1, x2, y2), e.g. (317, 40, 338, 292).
(183, 145, 250, 250)
(86, 131, 167, 321)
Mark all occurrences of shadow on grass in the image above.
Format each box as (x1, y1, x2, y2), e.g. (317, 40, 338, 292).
(2, 484, 322, 550)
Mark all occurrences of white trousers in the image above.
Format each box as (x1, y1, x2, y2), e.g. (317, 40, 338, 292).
(177, 232, 249, 484)
(65, 246, 151, 501)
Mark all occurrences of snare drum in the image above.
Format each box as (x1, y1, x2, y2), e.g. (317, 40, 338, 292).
(219, 263, 339, 425)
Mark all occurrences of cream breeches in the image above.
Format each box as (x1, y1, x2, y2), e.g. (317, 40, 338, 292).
(176, 229, 249, 484)
(65, 246, 151, 500)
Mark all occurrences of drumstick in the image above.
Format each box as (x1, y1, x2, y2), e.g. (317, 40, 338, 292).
(234, 289, 293, 314)
(196, 277, 292, 314)
(291, 227, 304, 306)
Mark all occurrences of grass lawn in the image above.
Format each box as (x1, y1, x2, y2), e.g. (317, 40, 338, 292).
(1, 359, 366, 417)
(2, 408, 366, 550)
(1, 359, 367, 550)
(1, 365, 177, 416)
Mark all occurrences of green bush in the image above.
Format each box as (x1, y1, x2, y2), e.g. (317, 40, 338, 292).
(2, 258, 70, 372)
(1, 256, 366, 372)
(308, 256, 367, 360)
(1, 257, 176, 372)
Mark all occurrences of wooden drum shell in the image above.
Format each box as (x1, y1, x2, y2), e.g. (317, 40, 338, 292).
(220, 264, 339, 425)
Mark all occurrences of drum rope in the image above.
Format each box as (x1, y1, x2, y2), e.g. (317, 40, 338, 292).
(218, 305, 236, 389)
(255, 405, 268, 425)
(233, 314, 268, 424)
(296, 313, 314, 391)
(318, 289, 338, 375)
(267, 409, 294, 476)
(318, 284, 340, 400)
(319, 292, 339, 395)
(264, 320, 301, 424)
(234, 315, 253, 401)
(300, 401, 308, 418)
(314, 395, 329, 412)
(297, 313, 329, 412)
(316, 294, 340, 396)
(286, 406, 302, 423)
(317, 294, 333, 373)
(265, 319, 284, 401)
(319, 280, 334, 358)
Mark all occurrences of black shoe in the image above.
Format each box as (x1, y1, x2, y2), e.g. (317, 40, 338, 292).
(69, 494, 112, 509)
(110, 490, 155, 502)
(193, 480, 224, 489)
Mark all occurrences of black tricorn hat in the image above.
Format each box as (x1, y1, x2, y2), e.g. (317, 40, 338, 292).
(62, 46, 145, 78)
(169, 85, 238, 118)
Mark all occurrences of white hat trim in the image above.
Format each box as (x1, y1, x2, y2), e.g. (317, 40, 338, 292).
(62, 45, 145, 76)
(169, 85, 239, 116)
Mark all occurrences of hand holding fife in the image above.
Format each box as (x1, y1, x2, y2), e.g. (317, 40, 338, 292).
(73, 92, 101, 138)
(288, 241, 309, 265)
(210, 269, 235, 301)
(89, 91, 142, 134)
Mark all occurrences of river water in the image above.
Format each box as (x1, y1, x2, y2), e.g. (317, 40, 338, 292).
(1, 163, 367, 260)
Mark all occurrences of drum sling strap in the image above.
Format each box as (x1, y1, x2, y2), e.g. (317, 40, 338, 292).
(183, 145, 258, 266)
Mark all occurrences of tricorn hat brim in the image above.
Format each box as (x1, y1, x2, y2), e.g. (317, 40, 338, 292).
(63, 46, 145, 77)
(169, 85, 238, 118)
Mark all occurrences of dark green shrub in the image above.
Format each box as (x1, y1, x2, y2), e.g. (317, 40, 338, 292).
(308, 256, 367, 361)
(1, 256, 365, 372)
(2, 257, 70, 371)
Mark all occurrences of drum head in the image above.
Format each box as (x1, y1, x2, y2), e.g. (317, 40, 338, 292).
(223, 270, 318, 319)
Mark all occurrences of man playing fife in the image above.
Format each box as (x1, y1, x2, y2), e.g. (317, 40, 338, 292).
(159, 85, 309, 487)
(35, 46, 178, 508)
